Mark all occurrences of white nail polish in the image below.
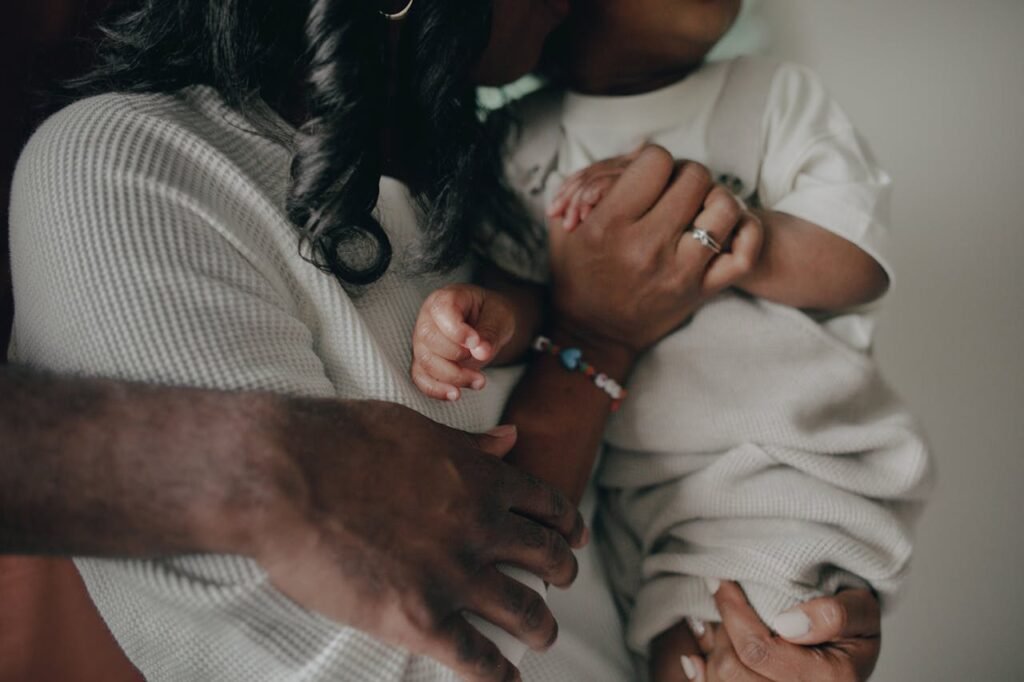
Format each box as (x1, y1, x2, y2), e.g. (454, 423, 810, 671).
(686, 616, 707, 638)
(680, 656, 697, 681)
(705, 577, 721, 595)
(772, 609, 811, 639)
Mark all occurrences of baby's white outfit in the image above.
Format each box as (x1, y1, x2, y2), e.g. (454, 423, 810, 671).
(495, 57, 933, 662)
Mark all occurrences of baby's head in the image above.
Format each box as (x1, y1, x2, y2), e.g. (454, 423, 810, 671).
(550, 0, 742, 93)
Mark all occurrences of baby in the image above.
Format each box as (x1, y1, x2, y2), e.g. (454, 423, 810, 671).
(410, 1, 932, 680)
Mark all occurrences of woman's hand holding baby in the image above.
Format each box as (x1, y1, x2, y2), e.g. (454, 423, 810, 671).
(547, 145, 763, 357)
(654, 582, 881, 682)
(555, 151, 890, 313)
(550, 149, 764, 305)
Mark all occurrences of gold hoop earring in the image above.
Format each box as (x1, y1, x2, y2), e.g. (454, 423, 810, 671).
(380, 0, 414, 21)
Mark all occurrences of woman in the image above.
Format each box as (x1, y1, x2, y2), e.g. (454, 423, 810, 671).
(8, 0, 882, 679)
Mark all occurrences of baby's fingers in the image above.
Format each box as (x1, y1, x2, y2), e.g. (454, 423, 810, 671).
(549, 173, 586, 219)
(428, 288, 484, 348)
(411, 364, 461, 402)
(576, 174, 619, 226)
(421, 349, 487, 390)
(412, 354, 486, 401)
(550, 146, 645, 219)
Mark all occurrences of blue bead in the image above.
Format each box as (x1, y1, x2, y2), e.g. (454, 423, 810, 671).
(559, 347, 583, 370)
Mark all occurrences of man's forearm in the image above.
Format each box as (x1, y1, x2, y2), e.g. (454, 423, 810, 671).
(0, 366, 285, 557)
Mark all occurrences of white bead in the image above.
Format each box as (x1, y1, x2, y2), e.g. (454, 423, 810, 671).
(595, 373, 608, 388)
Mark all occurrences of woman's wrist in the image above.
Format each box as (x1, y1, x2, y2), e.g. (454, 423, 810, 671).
(544, 321, 638, 382)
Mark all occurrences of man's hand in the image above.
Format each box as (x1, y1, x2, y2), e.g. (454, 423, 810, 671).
(255, 399, 588, 682)
(0, 369, 586, 680)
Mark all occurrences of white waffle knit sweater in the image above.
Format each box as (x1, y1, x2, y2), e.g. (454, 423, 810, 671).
(8, 87, 635, 682)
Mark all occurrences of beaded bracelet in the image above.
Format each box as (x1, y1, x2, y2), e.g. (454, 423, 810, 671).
(531, 335, 628, 412)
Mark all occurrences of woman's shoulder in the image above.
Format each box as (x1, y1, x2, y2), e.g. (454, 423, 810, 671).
(23, 88, 288, 187)
(25, 90, 201, 167)
(10, 88, 299, 297)
(13, 93, 187, 238)
(14, 88, 294, 246)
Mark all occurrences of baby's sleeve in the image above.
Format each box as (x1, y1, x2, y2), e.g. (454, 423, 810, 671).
(759, 64, 895, 285)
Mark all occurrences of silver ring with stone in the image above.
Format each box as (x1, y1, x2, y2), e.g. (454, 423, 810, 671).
(689, 228, 723, 254)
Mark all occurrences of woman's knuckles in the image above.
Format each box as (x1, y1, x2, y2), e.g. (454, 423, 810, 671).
(734, 634, 773, 670)
(830, 658, 860, 682)
(638, 145, 676, 177)
(710, 652, 750, 681)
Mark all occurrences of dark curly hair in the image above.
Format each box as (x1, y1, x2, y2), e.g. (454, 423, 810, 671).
(71, 0, 535, 287)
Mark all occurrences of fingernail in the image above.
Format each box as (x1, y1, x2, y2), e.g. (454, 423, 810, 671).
(466, 333, 480, 349)
(447, 388, 460, 401)
(772, 608, 811, 639)
(686, 616, 706, 638)
(486, 424, 517, 439)
(471, 376, 486, 391)
(580, 526, 590, 547)
(680, 655, 698, 680)
(705, 578, 721, 595)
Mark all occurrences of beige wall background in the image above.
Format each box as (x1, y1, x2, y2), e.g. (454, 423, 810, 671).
(752, 1, 1024, 679)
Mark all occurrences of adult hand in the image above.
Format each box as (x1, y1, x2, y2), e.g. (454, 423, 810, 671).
(547, 146, 762, 358)
(253, 399, 587, 682)
(681, 582, 881, 682)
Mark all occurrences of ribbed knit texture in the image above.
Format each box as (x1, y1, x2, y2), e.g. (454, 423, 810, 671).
(8, 87, 631, 681)
(498, 57, 934, 661)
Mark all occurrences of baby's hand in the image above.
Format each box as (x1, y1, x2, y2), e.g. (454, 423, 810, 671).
(411, 284, 516, 401)
(547, 146, 645, 232)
